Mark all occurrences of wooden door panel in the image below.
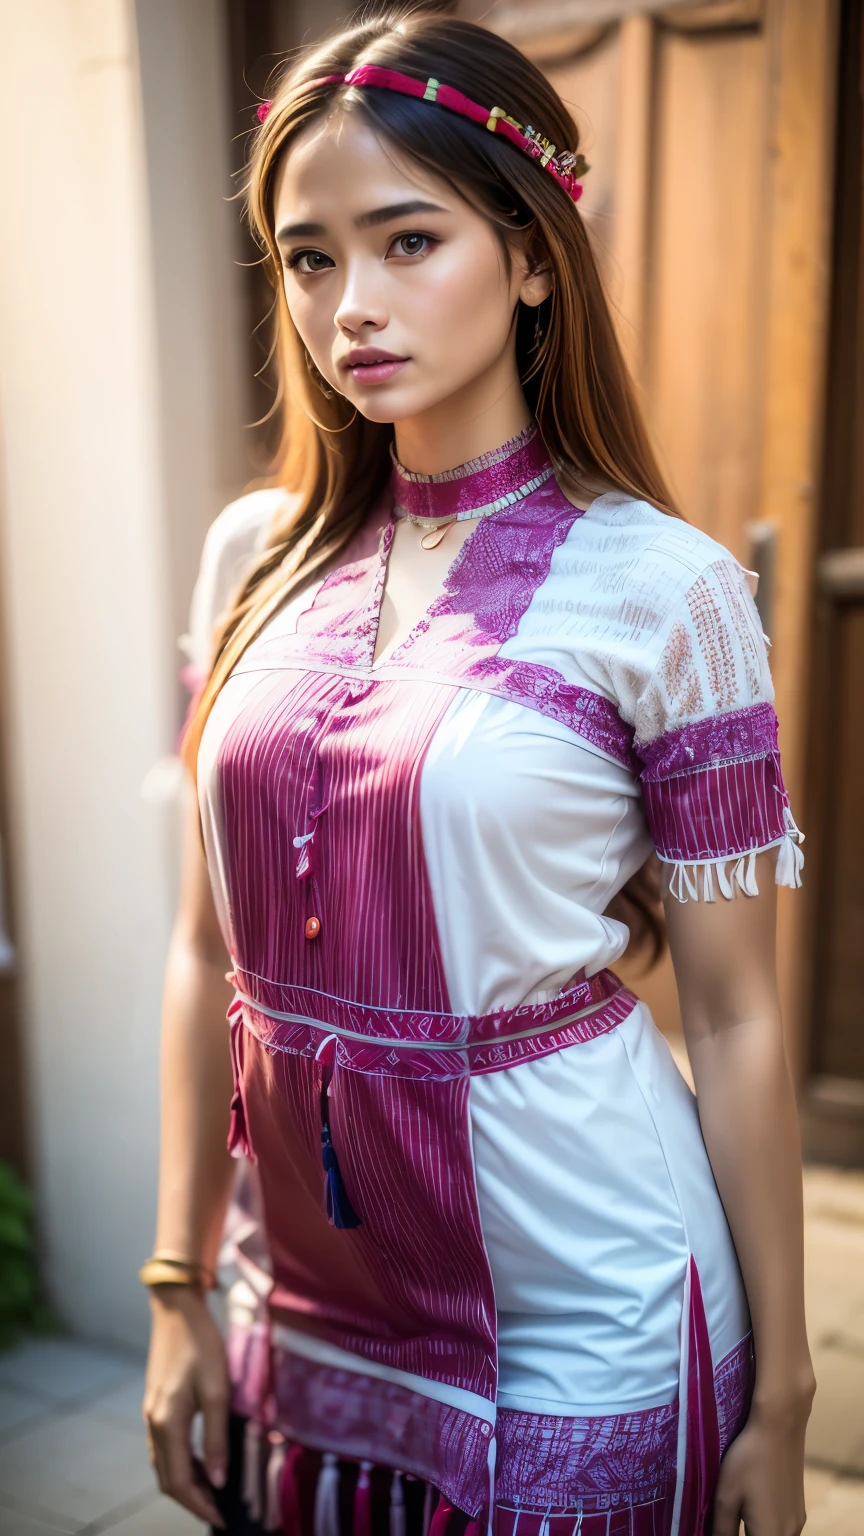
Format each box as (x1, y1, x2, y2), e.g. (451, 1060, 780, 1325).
(543, 29, 623, 279)
(544, 16, 770, 561)
(799, 0, 863, 1160)
(814, 606, 864, 1081)
(488, 3, 841, 1122)
(517, 11, 772, 1035)
(646, 23, 768, 556)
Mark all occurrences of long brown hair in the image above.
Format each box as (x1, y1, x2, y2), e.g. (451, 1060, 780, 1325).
(185, 6, 675, 959)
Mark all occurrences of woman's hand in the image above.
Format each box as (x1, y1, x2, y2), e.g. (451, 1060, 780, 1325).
(712, 1389, 815, 1536)
(144, 1285, 230, 1527)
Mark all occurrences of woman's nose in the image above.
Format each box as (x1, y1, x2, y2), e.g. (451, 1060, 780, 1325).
(334, 259, 389, 335)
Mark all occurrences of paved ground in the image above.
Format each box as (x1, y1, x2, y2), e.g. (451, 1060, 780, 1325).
(800, 1163, 864, 1530)
(0, 1164, 861, 1533)
(0, 1334, 196, 1534)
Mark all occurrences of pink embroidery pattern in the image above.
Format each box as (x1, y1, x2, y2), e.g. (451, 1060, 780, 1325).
(392, 425, 552, 522)
(467, 656, 637, 769)
(637, 701, 779, 779)
(260, 1333, 753, 1526)
(657, 619, 705, 722)
(424, 489, 584, 644)
(233, 966, 636, 1081)
(297, 524, 395, 670)
(715, 1334, 755, 1455)
(636, 706, 789, 863)
(494, 1403, 676, 1509)
(271, 1350, 493, 1517)
(493, 1330, 754, 1516)
(228, 1307, 752, 1523)
(714, 561, 763, 701)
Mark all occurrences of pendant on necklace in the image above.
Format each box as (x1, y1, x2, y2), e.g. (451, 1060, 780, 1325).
(419, 522, 454, 551)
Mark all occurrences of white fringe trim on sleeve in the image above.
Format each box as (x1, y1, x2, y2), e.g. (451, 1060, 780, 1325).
(664, 808, 804, 903)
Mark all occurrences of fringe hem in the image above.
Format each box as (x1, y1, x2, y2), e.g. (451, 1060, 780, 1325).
(662, 809, 804, 904)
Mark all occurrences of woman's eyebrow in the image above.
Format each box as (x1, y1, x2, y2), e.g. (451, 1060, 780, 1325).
(354, 199, 447, 228)
(276, 220, 326, 241)
(276, 200, 447, 244)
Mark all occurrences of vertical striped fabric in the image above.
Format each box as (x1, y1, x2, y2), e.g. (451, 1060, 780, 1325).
(217, 665, 497, 1510)
(636, 703, 790, 863)
(640, 753, 787, 863)
(219, 669, 454, 1011)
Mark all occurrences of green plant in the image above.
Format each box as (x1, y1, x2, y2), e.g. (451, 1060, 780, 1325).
(0, 1161, 54, 1348)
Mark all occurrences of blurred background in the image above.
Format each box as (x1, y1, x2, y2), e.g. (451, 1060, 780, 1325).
(0, 0, 862, 1531)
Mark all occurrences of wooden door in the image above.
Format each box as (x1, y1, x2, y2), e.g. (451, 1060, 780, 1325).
(803, 0, 864, 1164)
(498, 2, 775, 1032)
(539, 3, 770, 560)
(486, 0, 840, 1077)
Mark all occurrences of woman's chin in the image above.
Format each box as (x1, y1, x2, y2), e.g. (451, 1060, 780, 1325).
(347, 389, 415, 425)
(351, 400, 400, 425)
(347, 382, 453, 427)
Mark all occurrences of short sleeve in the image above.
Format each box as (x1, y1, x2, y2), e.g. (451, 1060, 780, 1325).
(183, 487, 290, 683)
(632, 557, 804, 901)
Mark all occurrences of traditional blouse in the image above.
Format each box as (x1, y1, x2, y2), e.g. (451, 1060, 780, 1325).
(191, 427, 801, 1536)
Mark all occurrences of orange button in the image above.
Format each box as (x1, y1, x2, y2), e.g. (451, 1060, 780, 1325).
(304, 916, 321, 940)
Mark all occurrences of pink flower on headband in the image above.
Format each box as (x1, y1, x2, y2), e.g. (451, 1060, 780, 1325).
(257, 100, 272, 124)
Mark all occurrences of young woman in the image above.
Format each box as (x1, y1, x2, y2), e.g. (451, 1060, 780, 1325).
(143, 11, 814, 1535)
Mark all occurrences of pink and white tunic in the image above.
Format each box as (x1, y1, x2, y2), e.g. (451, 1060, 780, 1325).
(193, 428, 803, 1536)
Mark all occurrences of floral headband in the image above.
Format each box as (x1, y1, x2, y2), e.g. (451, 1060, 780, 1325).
(257, 64, 588, 204)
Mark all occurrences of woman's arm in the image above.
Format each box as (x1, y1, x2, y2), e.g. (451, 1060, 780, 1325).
(664, 850, 815, 1536)
(143, 790, 237, 1527)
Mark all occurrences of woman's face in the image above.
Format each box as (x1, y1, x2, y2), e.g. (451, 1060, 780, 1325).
(272, 110, 549, 426)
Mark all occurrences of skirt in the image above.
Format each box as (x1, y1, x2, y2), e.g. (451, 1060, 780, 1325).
(221, 997, 754, 1534)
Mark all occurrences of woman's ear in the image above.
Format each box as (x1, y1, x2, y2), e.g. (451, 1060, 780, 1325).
(507, 226, 553, 308)
(510, 228, 553, 308)
(520, 263, 553, 308)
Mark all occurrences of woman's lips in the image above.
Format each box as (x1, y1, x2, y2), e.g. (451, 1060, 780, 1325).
(343, 350, 409, 386)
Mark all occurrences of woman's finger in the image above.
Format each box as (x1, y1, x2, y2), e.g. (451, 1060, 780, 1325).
(201, 1381, 230, 1491)
(146, 1422, 168, 1497)
(159, 1408, 225, 1527)
(711, 1487, 743, 1536)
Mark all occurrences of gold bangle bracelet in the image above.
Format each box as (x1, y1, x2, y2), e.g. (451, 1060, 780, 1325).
(139, 1258, 216, 1291)
(150, 1250, 217, 1287)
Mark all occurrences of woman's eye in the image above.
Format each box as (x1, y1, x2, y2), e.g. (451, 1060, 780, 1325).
(286, 250, 334, 275)
(388, 232, 434, 259)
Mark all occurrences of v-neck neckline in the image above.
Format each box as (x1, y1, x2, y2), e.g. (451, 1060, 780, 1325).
(369, 424, 561, 670)
(368, 513, 485, 671)
(266, 432, 597, 678)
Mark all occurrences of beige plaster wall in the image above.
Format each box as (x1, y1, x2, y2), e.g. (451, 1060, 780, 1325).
(0, 0, 247, 1349)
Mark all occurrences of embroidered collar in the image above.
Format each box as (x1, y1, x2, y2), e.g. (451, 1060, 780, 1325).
(390, 424, 555, 525)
